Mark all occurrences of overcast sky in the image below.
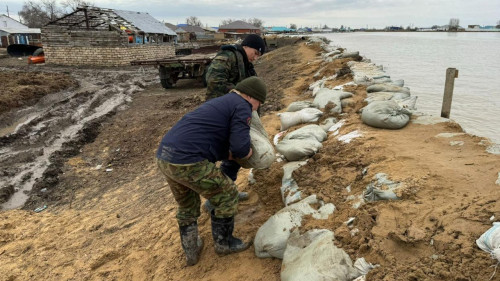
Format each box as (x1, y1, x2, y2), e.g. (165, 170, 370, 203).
(1, 0, 499, 29)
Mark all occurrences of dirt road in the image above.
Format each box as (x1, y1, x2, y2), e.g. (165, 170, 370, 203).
(1, 41, 500, 281)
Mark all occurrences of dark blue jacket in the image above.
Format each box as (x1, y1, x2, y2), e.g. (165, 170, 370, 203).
(156, 92, 252, 164)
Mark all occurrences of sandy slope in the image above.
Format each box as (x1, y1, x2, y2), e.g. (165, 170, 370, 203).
(1, 41, 500, 281)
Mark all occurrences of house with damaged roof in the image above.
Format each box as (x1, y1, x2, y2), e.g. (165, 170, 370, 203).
(42, 6, 177, 66)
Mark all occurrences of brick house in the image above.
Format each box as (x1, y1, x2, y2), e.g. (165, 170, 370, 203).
(218, 20, 261, 35)
(42, 6, 177, 66)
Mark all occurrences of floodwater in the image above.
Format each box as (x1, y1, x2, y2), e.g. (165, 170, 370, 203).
(321, 32, 500, 144)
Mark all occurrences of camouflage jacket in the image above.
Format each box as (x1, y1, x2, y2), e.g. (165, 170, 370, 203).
(205, 45, 257, 100)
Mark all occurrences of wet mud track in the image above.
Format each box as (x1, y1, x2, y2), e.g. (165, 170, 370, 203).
(0, 68, 159, 209)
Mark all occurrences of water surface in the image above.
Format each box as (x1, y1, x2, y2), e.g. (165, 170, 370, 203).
(322, 32, 500, 143)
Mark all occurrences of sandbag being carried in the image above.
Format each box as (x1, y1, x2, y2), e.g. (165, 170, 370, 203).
(236, 111, 276, 169)
(254, 195, 335, 259)
(281, 229, 361, 281)
(278, 108, 323, 131)
(361, 100, 412, 129)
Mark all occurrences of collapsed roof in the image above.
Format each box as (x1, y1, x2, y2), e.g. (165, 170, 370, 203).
(46, 6, 176, 36)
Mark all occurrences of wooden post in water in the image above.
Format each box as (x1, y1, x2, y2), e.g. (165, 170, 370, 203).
(441, 68, 459, 118)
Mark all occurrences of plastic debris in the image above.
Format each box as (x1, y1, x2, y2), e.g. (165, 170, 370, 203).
(34, 205, 47, 213)
(338, 130, 362, 143)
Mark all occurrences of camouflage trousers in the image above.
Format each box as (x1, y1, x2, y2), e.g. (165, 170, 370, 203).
(157, 158, 239, 226)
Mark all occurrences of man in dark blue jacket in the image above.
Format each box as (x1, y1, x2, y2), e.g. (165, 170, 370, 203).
(204, 34, 266, 203)
(156, 77, 267, 266)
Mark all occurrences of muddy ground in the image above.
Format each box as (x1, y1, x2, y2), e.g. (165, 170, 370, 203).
(1, 40, 500, 281)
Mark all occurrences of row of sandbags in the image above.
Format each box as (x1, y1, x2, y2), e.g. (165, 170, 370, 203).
(347, 60, 419, 130)
(252, 38, 378, 281)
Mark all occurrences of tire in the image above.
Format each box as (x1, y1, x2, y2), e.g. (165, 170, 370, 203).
(160, 78, 173, 89)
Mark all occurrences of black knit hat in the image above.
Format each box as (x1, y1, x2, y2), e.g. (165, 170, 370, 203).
(242, 34, 266, 55)
(235, 77, 267, 104)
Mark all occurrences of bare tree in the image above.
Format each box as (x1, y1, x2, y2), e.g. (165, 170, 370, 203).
(220, 18, 237, 26)
(289, 23, 297, 29)
(220, 18, 263, 28)
(246, 18, 263, 28)
(19, 0, 62, 27)
(186, 16, 202, 26)
(449, 18, 460, 31)
(496, 20, 500, 29)
(61, 0, 94, 12)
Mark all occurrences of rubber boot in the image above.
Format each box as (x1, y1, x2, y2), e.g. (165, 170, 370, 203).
(179, 222, 203, 266)
(210, 211, 251, 256)
(203, 192, 248, 213)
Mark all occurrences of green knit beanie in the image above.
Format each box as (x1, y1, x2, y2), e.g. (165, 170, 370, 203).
(234, 77, 267, 104)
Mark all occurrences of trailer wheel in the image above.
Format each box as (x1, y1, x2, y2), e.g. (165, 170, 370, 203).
(160, 78, 173, 89)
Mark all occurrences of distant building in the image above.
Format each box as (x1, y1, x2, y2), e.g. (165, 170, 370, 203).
(267, 26, 296, 33)
(297, 27, 312, 33)
(0, 14, 41, 47)
(386, 26, 403, 31)
(42, 7, 176, 66)
(175, 24, 207, 41)
(218, 20, 261, 35)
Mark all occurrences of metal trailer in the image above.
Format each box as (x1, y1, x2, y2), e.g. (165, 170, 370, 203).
(131, 53, 216, 89)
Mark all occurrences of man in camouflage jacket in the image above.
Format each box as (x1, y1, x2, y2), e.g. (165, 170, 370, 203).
(205, 34, 266, 100)
(204, 34, 266, 188)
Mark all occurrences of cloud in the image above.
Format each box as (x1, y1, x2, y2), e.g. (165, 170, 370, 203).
(4, 0, 499, 28)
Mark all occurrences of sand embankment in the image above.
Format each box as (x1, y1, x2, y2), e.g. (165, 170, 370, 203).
(0, 38, 500, 281)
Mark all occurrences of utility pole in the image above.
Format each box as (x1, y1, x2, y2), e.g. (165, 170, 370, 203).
(441, 68, 459, 118)
(7, 5, 10, 17)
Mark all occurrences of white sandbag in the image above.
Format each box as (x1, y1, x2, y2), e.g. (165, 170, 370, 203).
(367, 83, 410, 94)
(348, 61, 388, 86)
(390, 92, 411, 100)
(365, 92, 396, 104)
(276, 138, 322, 161)
(477, 222, 500, 262)
(309, 78, 325, 91)
(320, 117, 338, 132)
(391, 79, 405, 87)
(286, 101, 317, 112)
(254, 195, 335, 259)
(338, 51, 360, 59)
(281, 229, 361, 281)
(278, 108, 323, 131)
(236, 111, 276, 169)
(284, 125, 327, 142)
(361, 100, 412, 129)
(394, 96, 418, 111)
(354, 258, 380, 276)
(281, 161, 307, 205)
(363, 173, 402, 202)
(313, 88, 353, 113)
